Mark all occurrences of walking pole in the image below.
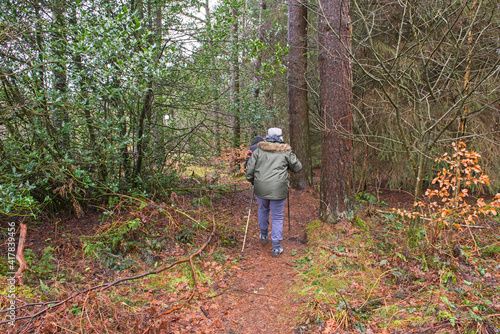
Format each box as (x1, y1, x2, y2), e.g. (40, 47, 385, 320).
(241, 188, 255, 259)
(288, 189, 291, 231)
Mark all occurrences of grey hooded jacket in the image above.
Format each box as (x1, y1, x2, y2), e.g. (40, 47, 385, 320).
(245, 139, 302, 200)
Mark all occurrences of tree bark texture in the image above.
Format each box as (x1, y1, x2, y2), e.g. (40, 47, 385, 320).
(288, 0, 311, 190)
(318, 0, 354, 223)
(253, 2, 267, 99)
(230, 4, 241, 149)
(133, 82, 154, 182)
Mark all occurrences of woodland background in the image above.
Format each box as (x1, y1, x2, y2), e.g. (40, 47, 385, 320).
(1, 0, 499, 218)
(1, 0, 500, 333)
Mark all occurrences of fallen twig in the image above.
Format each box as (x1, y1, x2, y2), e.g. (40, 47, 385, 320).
(232, 288, 278, 299)
(321, 245, 358, 258)
(175, 209, 209, 230)
(407, 320, 451, 333)
(199, 287, 229, 300)
(0, 298, 59, 314)
(358, 268, 398, 310)
(141, 218, 215, 333)
(200, 306, 211, 319)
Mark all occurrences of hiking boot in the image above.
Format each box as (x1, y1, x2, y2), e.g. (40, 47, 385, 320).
(272, 246, 283, 258)
(259, 230, 268, 244)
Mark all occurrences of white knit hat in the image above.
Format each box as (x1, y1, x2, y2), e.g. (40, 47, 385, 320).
(267, 127, 283, 138)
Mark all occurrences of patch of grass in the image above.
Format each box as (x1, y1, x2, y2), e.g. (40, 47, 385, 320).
(482, 243, 500, 256)
(26, 247, 57, 279)
(290, 221, 380, 331)
(212, 249, 227, 264)
(147, 261, 212, 294)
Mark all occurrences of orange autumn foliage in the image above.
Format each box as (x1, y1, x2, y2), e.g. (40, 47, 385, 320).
(396, 142, 500, 233)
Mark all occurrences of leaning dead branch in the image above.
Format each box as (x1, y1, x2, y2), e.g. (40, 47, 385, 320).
(15, 223, 28, 285)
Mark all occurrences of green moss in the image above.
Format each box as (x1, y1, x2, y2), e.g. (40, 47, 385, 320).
(407, 315, 428, 327)
(376, 304, 400, 318)
(305, 220, 338, 247)
(306, 220, 322, 235)
(108, 290, 148, 307)
(8, 285, 37, 299)
(437, 310, 454, 321)
(392, 319, 405, 328)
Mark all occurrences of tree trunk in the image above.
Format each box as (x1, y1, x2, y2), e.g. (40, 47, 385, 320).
(251, 1, 271, 139)
(15, 223, 28, 286)
(253, 1, 267, 100)
(33, 1, 47, 113)
(51, 0, 70, 152)
(318, 0, 354, 223)
(230, 4, 241, 149)
(408, 140, 430, 246)
(133, 0, 160, 182)
(288, 0, 311, 190)
(205, 0, 222, 154)
(69, 6, 96, 150)
(458, 0, 479, 136)
(133, 84, 153, 182)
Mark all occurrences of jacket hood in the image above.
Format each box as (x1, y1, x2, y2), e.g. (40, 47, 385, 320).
(252, 136, 264, 145)
(258, 141, 291, 153)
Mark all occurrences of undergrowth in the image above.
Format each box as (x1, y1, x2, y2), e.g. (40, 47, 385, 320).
(293, 216, 500, 333)
(294, 143, 500, 334)
(0, 182, 242, 333)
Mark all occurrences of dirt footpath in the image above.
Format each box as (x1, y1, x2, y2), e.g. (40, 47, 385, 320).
(163, 188, 319, 334)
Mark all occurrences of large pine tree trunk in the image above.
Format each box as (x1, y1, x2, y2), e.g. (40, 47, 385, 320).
(288, 0, 311, 190)
(318, 0, 354, 223)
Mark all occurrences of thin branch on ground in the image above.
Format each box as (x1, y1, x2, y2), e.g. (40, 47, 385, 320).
(1, 218, 216, 329)
(141, 218, 213, 333)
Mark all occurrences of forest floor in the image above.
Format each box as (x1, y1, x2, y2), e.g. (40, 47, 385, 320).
(1, 172, 500, 333)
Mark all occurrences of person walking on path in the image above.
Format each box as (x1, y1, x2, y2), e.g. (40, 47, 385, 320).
(244, 135, 264, 171)
(245, 127, 302, 257)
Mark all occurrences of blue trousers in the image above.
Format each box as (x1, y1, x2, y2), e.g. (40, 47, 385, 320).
(256, 197, 287, 242)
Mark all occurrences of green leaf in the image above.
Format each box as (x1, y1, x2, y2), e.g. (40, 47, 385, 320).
(40, 279, 50, 292)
